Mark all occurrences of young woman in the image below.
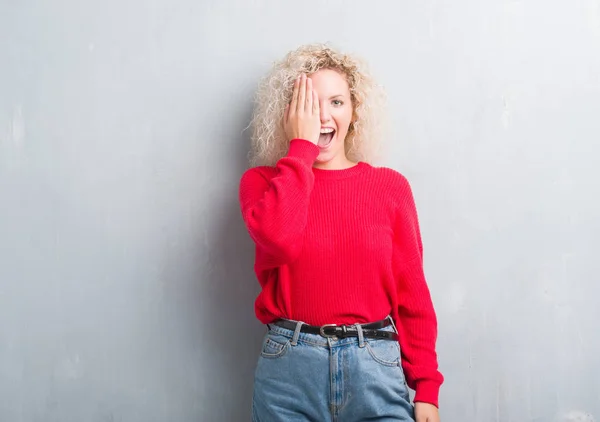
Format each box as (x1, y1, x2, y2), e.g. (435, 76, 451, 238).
(239, 43, 443, 422)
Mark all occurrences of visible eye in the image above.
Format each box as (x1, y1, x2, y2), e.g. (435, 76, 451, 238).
(332, 99, 344, 106)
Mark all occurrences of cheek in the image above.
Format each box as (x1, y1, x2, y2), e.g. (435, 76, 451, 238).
(334, 111, 353, 133)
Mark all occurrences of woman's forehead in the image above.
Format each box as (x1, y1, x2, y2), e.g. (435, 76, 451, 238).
(310, 69, 350, 95)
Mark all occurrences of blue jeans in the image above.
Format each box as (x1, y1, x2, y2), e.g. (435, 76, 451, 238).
(252, 318, 415, 421)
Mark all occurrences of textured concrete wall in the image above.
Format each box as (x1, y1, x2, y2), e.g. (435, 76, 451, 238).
(1, 1, 599, 421)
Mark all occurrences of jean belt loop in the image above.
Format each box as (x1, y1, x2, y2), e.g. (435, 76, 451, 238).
(387, 315, 399, 334)
(290, 321, 304, 346)
(356, 323, 365, 348)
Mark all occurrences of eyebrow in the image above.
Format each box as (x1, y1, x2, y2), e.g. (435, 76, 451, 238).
(328, 95, 346, 100)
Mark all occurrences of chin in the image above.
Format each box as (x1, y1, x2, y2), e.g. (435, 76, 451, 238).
(315, 149, 343, 167)
(316, 139, 342, 160)
(314, 154, 330, 164)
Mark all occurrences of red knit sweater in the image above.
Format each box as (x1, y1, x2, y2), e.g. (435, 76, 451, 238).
(239, 138, 443, 407)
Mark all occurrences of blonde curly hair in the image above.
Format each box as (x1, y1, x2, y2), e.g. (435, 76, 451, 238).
(248, 43, 387, 167)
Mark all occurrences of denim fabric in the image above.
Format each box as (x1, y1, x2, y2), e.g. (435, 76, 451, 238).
(252, 319, 415, 422)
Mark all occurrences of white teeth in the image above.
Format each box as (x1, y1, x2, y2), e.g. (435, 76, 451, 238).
(320, 128, 334, 134)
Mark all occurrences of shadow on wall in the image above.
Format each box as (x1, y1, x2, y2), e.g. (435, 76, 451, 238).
(199, 101, 264, 421)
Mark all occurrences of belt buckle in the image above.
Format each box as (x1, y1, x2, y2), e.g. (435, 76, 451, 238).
(319, 324, 338, 338)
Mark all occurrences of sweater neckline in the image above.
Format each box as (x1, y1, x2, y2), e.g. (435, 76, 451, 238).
(312, 162, 369, 181)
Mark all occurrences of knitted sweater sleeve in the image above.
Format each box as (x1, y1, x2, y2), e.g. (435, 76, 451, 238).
(391, 175, 444, 408)
(239, 139, 319, 269)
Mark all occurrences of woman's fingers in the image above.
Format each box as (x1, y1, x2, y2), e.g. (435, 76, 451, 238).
(297, 74, 306, 112)
(305, 77, 313, 113)
(289, 75, 300, 113)
(284, 73, 321, 145)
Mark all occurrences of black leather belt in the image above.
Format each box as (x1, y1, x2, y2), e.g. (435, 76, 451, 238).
(271, 318, 399, 341)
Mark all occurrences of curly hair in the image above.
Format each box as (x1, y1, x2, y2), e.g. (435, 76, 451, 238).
(248, 43, 387, 167)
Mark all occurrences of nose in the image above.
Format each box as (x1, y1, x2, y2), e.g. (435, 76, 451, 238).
(320, 102, 331, 123)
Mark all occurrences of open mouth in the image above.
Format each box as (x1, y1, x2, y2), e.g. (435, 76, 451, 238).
(318, 128, 335, 148)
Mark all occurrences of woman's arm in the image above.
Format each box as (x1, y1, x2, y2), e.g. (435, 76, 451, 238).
(239, 73, 322, 269)
(391, 175, 444, 408)
(239, 139, 319, 269)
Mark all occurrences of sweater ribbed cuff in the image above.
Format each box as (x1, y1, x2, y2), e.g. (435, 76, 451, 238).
(413, 380, 441, 408)
(287, 139, 320, 166)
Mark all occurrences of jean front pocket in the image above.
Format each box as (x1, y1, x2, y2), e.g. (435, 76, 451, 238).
(365, 339, 401, 367)
(260, 331, 290, 359)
